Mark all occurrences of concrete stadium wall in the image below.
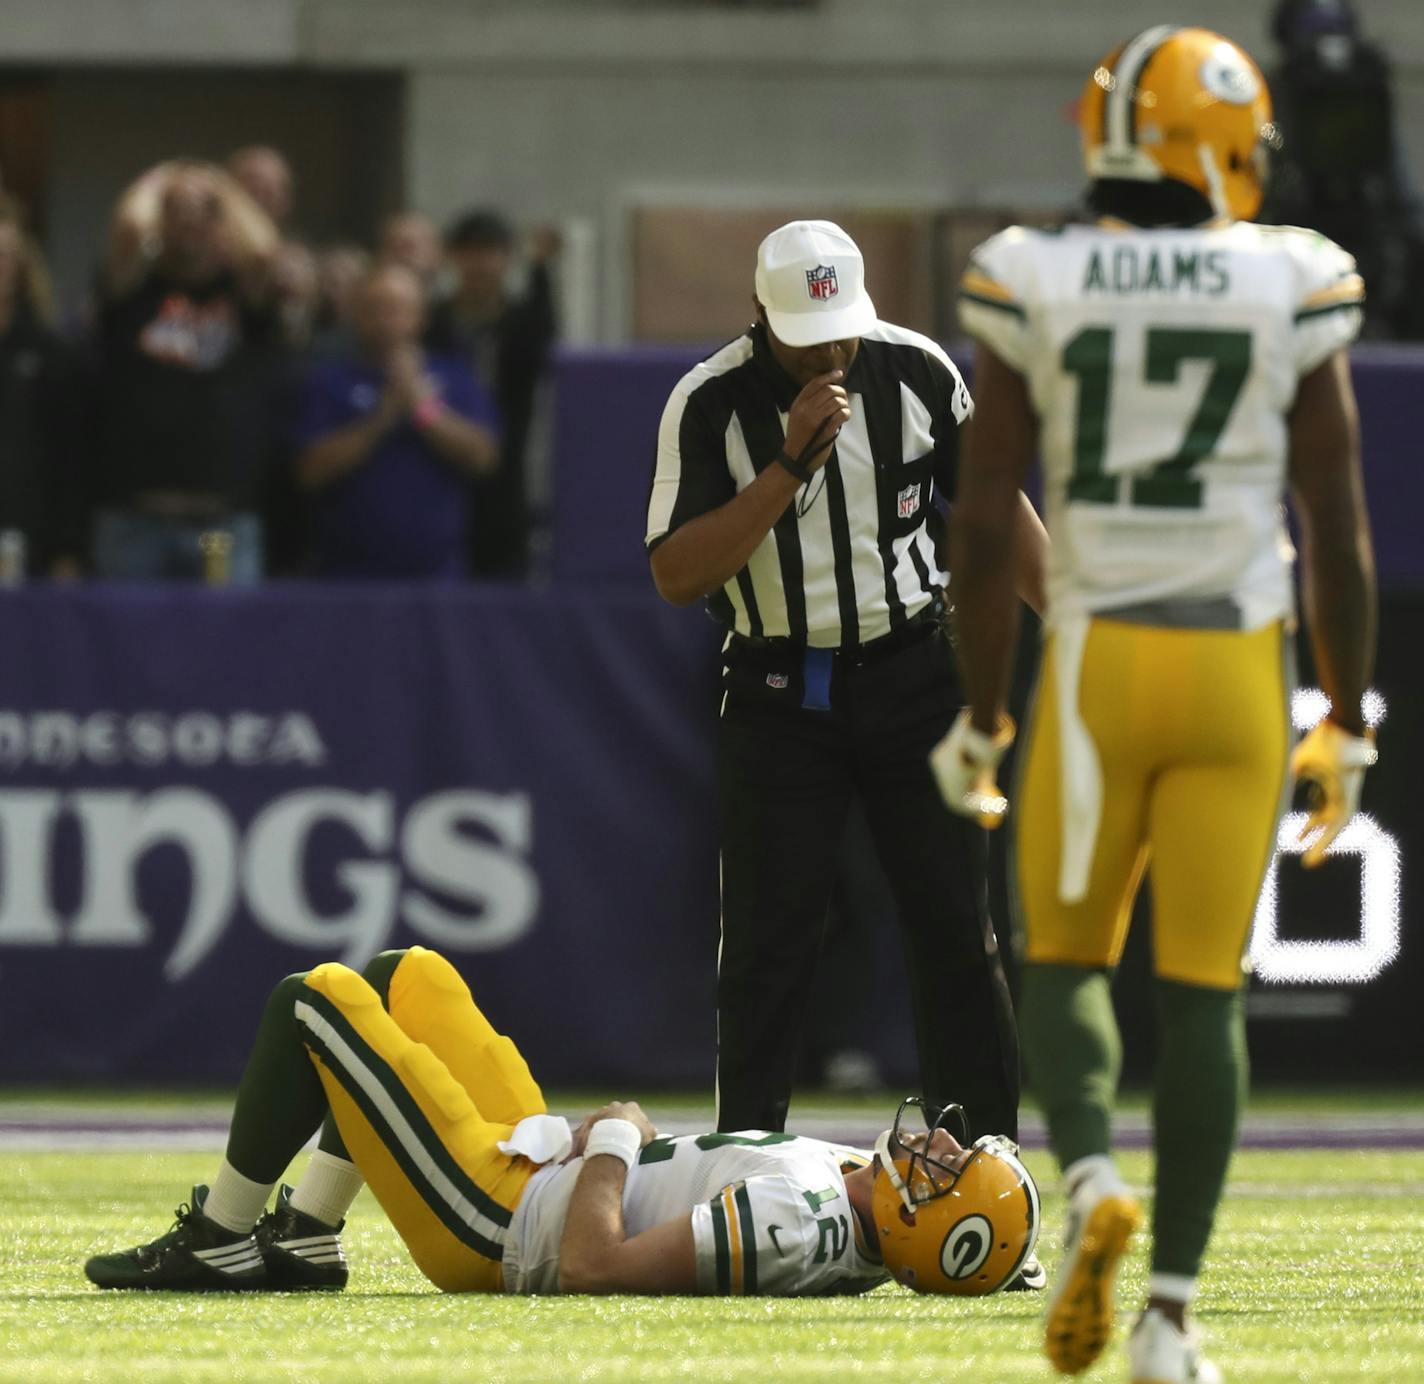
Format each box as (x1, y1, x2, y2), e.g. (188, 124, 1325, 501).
(388, 1, 1424, 339)
(9, 0, 1424, 337)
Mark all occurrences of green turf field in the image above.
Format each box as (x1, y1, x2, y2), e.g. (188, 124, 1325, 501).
(3, 1099, 1422, 1383)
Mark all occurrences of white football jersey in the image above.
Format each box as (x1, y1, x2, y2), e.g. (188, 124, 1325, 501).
(959, 220, 1365, 628)
(502, 1130, 886, 1296)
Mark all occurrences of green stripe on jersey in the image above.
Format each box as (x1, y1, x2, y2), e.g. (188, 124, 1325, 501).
(1294, 298, 1365, 322)
(958, 289, 1026, 320)
(709, 1196, 731, 1294)
(733, 1183, 757, 1294)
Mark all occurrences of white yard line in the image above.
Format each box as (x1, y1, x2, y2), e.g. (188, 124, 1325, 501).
(2, 1106, 1423, 1152)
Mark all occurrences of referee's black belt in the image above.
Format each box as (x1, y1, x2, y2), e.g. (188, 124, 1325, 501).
(730, 599, 944, 668)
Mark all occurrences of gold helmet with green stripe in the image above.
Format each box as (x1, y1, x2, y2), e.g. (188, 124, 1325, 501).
(1080, 26, 1278, 221)
(871, 1099, 1040, 1295)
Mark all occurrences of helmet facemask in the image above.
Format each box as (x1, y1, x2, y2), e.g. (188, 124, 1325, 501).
(870, 1099, 1041, 1295)
(872, 1098, 973, 1214)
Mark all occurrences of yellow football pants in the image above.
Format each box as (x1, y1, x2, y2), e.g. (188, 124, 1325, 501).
(1015, 619, 1291, 990)
(294, 946, 547, 1291)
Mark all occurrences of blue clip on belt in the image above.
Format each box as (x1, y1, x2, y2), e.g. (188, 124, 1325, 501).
(801, 646, 834, 711)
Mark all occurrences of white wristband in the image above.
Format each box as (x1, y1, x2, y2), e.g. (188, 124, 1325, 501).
(958, 710, 1015, 767)
(583, 1119, 643, 1169)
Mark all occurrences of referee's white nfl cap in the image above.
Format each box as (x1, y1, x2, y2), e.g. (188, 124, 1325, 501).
(755, 220, 877, 347)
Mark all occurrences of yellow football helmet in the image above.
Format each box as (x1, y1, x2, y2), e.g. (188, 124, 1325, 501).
(1080, 26, 1278, 221)
(871, 1099, 1040, 1295)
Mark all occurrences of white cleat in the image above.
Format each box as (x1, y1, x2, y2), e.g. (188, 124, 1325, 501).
(1128, 1307, 1224, 1384)
(1044, 1161, 1142, 1375)
(1006, 1251, 1047, 1292)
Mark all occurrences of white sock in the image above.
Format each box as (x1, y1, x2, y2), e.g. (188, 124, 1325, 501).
(1148, 1272, 1197, 1307)
(203, 1159, 274, 1235)
(289, 1150, 364, 1229)
(1064, 1153, 1121, 1199)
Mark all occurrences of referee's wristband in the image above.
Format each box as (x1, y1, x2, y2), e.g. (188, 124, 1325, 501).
(775, 449, 813, 485)
(584, 1119, 643, 1169)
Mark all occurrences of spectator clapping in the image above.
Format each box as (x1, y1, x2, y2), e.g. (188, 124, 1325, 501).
(0, 141, 559, 585)
(292, 264, 499, 580)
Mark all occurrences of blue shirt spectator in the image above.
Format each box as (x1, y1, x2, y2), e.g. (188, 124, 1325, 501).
(292, 264, 500, 579)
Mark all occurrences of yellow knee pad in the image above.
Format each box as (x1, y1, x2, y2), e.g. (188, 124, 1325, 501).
(307, 963, 482, 1136)
(305, 961, 384, 1011)
(390, 946, 472, 1004)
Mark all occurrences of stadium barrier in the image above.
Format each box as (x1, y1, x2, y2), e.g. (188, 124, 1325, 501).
(0, 581, 1418, 1086)
(0, 342, 1420, 1087)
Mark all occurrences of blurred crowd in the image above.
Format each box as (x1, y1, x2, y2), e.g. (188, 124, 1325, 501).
(0, 145, 559, 584)
(1261, 0, 1424, 338)
(2, 1, 1421, 588)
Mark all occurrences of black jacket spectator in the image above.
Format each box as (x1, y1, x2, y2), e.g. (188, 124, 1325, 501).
(0, 198, 84, 577)
(87, 161, 281, 583)
(1262, 0, 1424, 339)
(0, 307, 84, 575)
(426, 214, 559, 578)
(94, 266, 278, 512)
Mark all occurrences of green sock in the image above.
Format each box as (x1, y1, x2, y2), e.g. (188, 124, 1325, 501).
(1020, 962, 1121, 1170)
(314, 949, 409, 1163)
(225, 973, 332, 1184)
(316, 1113, 350, 1161)
(1152, 978, 1247, 1278)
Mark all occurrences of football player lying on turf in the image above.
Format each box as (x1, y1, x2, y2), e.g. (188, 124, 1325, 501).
(86, 946, 1042, 1296)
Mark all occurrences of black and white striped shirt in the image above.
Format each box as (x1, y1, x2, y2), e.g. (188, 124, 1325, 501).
(646, 322, 971, 647)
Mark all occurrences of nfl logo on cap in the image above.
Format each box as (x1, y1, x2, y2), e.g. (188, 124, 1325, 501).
(755, 221, 876, 347)
(805, 264, 838, 302)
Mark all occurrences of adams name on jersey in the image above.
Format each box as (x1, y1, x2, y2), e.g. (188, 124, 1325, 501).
(502, 1131, 886, 1296)
(960, 219, 1364, 630)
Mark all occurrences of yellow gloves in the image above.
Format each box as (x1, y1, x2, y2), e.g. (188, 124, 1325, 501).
(1289, 719, 1378, 867)
(930, 709, 1016, 829)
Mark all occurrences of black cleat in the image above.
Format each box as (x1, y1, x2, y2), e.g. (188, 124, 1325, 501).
(85, 1186, 266, 1291)
(253, 1184, 348, 1291)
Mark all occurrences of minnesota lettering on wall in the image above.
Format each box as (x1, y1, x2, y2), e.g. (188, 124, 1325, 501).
(0, 703, 540, 982)
(0, 710, 326, 769)
(0, 786, 540, 979)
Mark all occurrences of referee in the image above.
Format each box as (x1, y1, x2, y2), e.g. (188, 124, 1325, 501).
(646, 220, 1049, 1144)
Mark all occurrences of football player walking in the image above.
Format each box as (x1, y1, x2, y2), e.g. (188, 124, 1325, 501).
(934, 26, 1377, 1384)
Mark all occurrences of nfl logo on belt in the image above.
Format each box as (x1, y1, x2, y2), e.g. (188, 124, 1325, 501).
(766, 672, 789, 689)
(805, 264, 838, 301)
(897, 482, 921, 519)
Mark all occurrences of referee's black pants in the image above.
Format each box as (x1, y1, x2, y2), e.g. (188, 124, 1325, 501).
(714, 624, 1021, 1140)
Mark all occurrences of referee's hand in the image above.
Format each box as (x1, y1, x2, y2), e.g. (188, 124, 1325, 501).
(784, 371, 851, 474)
